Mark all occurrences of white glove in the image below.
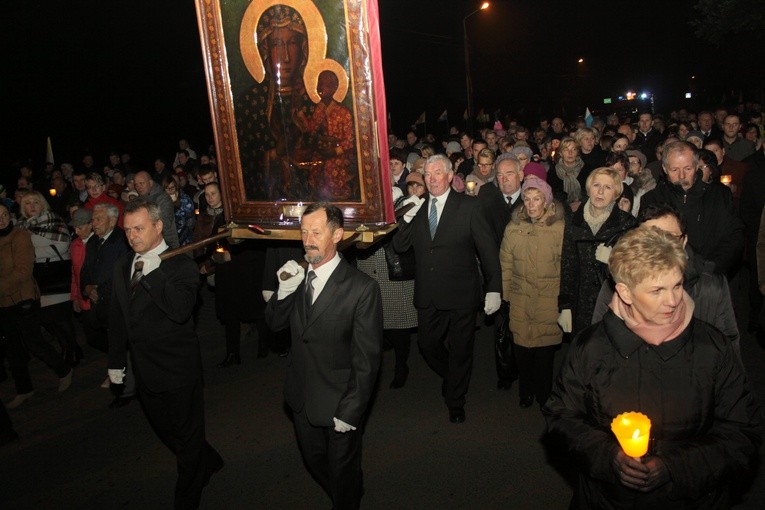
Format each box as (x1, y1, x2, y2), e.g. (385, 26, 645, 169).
(484, 292, 501, 315)
(139, 252, 162, 276)
(108, 368, 126, 385)
(262, 290, 274, 302)
(391, 186, 403, 202)
(402, 196, 425, 223)
(333, 417, 357, 433)
(557, 309, 572, 333)
(595, 243, 612, 264)
(277, 260, 305, 299)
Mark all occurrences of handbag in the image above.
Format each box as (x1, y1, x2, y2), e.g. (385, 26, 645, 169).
(33, 244, 72, 295)
(383, 240, 416, 281)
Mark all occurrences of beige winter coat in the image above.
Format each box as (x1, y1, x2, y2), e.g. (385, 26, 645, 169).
(500, 202, 565, 348)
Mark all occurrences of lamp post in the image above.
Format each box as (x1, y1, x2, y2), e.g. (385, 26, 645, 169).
(463, 1, 489, 135)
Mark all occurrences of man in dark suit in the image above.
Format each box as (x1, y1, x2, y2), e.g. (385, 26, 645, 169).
(266, 202, 382, 510)
(81, 204, 129, 349)
(108, 198, 222, 509)
(394, 154, 502, 424)
(477, 153, 524, 390)
(80, 203, 132, 407)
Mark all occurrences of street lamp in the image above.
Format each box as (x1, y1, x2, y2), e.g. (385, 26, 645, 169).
(463, 1, 489, 134)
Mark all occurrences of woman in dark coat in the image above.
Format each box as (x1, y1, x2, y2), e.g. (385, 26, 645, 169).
(559, 167, 637, 336)
(544, 226, 761, 509)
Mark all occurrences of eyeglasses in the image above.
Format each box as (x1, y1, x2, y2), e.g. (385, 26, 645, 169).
(477, 163, 493, 168)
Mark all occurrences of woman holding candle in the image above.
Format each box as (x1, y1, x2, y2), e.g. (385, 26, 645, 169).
(465, 148, 497, 195)
(543, 226, 762, 508)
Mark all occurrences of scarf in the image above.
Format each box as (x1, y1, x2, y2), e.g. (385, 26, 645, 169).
(609, 289, 694, 346)
(468, 167, 497, 186)
(582, 199, 614, 235)
(555, 157, 584, 204)
(0, 222, 13, 237)
(17, 211, 71, 243)
(207, 205, 224, 217)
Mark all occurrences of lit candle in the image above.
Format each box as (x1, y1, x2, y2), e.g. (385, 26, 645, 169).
(215, 246, 225, 253)
(466, 181, 477, 195)
(720, 175, 732, 186)
(610, 412, 651, 458)
(49, 188, 57, 197)
(194, 208, 200, 215)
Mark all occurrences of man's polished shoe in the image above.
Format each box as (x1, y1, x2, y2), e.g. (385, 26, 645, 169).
(448, 407, 466, 424)
(497, 378, 515, 390)
(216, 353, 241, 368)
(519, 396, 535, 408)
(109, 396, 134, 409)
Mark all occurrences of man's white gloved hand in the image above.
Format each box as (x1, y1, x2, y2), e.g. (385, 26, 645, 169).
(262, 290, 275, 302)
(108, 368, 126, 385)
(557, 309, 573, 333)
(391, 186, 404, 202)
(595, 243, 612, 264)
(402, 196, 425, 223)
(277, 260, 305, 299)
(484, 292, 502, 315)
(333, 417, 357, 433)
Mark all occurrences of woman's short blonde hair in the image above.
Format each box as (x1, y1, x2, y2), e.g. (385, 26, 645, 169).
(609, 226, 687, 289)
(585, 166, 623, 197)
(559, 137, 579, 153)
(20, 190, 52, 218)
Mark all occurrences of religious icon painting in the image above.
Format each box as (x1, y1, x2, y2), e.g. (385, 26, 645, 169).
(195, 0, 394, 227)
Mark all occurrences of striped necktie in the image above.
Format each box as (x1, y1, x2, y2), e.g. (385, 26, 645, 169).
(130, 259, 144, 292)
(429, 197, 438, 238)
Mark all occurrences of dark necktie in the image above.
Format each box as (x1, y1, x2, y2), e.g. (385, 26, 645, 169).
(505, 195, 511, 205)
(305, 271, 317, 309)
(429, 197, 438, 238)
(130, 259, 144, 292)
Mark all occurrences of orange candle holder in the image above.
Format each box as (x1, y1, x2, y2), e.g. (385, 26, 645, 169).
(49, 188, 57, 197)
(720, 175, 732, 186)
(611, 412, 651, 458)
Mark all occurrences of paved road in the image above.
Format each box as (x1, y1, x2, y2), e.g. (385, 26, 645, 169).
(1, 283, 764, 509)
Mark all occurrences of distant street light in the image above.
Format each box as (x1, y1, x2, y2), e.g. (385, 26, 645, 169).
(463, 2, 490, 134)
(578, 58, 584, 63)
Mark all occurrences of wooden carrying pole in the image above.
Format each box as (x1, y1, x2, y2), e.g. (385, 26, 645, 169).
(159, 229, 232, 260)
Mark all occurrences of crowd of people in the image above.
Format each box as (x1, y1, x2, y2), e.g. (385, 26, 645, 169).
(1, 102, 765, 508)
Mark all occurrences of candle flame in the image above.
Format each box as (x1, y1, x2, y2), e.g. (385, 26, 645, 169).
(632, 429, 641, 440)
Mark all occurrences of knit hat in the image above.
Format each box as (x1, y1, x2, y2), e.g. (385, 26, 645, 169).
(625, 149, 647, 169)
(521, 175, 553, 206)
(522, 162, 547, 182)
(68, 208, 92, 227)
(445, 141, 462, 156)
(511, 146, 533, 160)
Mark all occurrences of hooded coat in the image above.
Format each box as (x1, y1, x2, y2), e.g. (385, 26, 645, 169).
(500, 201, 565, 348)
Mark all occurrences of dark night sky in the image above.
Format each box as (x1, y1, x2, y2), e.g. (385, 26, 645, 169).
(0, 0, 752, 173)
